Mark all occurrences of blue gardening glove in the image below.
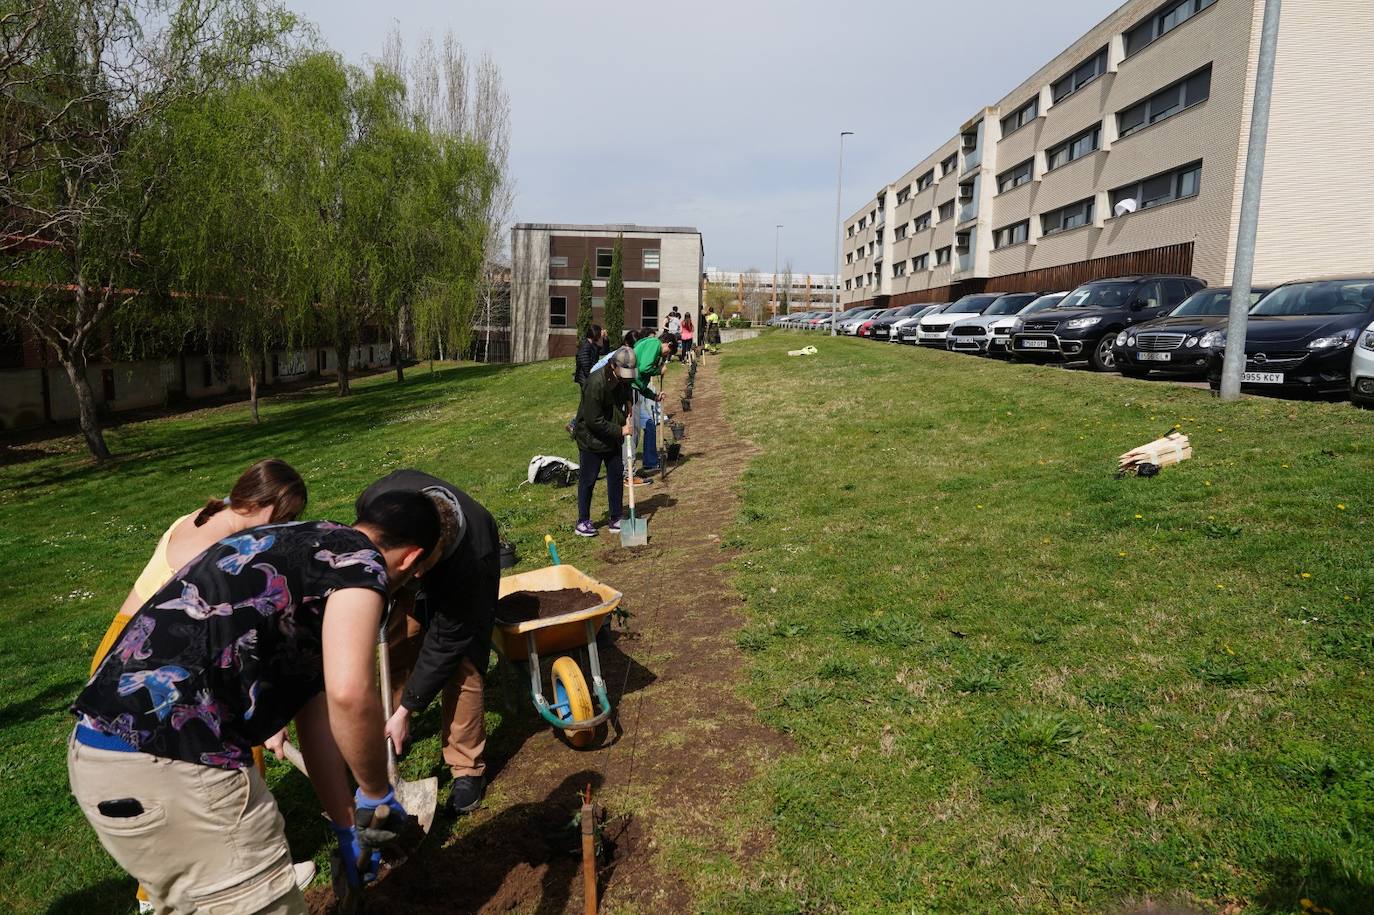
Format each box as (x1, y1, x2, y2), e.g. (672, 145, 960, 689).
(353, 786, 408, 869)
(330, 822, 380, 888)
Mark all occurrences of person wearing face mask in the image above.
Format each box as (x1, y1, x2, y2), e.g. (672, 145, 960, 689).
(70, 491, 440, 913)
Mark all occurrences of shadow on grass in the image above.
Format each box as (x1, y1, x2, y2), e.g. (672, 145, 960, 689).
(2, 362, 527, 491)
(46, 877, 135, 915)
(0, 678, 87, 730)
(1254, 855, 1374, 913)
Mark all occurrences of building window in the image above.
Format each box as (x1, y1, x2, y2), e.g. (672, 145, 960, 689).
(1052, 48, 1108, 103)
(642, 249, 660, 270)
(595, 248, 613, 279)
(996, 159, 1034, 193)
(935, 246, 952, 266)
(858, 216, 867, 230)
(894, 223, 908, 240)
(999, 97, 1039, 138)
(940, 153, 958, 177)
(845, 279, 852, 291)
(592, 296, 605, 309)
(938, 200, 955, 222)
(915, 170, 934, 192)
(1045, 123, 1101, 170)
(1040, 198, 1095, 236)
(1125, 0, 1216, 57)
(993, 220, 1030, 249)
(1117, 65, 1211, 138)
(896, 185, 911, 205)
(1111, 161, 1203, 212)
(912, 253, 928, 271)
(848, 224, 855, 237)
(640, 298, 659, 329)
(550, 255, 568, 268)
(913, 212, 931, 232)
(846, 252, 854, 265)
(550, 295, 567, 327)
(892, 261, 907, 278)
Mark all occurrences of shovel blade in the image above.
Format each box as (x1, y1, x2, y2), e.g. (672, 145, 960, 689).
(378, 775, 439, 867)
(620, 516, 649, 547)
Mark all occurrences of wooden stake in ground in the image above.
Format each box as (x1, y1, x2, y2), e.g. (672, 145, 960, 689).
(581, 786, 598, 914)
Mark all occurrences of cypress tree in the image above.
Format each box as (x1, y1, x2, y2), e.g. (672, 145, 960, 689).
(604, 234, 625, 344)
(577, 257, 594, 341)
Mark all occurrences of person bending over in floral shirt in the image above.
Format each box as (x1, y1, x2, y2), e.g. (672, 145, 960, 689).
(70, 492, 439, 914)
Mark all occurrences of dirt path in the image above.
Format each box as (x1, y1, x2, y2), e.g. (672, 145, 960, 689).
(309, 352, 785, 914)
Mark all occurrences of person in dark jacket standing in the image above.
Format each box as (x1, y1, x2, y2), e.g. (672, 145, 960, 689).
(573, 323, 602, 385)
(572, 347, 636, 536)
(357, 470, 501, 816)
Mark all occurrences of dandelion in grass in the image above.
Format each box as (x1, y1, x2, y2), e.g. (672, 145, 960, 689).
(1205, 481, 1212, 487)
(1301, 572, 1312, 579)
(1337, 503, 1347, 511)
(1118, 551, 1127, 558)
(1134, 514, 1143, 520)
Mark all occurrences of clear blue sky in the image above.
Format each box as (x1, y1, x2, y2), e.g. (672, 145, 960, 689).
(287, 0, 1117, 275)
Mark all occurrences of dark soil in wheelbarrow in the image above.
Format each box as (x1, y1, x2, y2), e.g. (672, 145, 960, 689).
(496, 588, 602, 623)
(305, 353, 788, 915)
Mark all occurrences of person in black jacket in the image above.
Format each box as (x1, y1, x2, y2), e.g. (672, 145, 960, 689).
(572, 347, 636, 537)
(573, 323, 602, 385)
(356, 469, 501, 816)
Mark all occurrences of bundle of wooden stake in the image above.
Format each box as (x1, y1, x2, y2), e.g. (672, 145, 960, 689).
(1118, 431, 1192, 475)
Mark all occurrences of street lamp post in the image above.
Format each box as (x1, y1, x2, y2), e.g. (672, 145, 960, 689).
(773, 224, 783, 318)
(1220, 0, 1282, 401)
(831, 131, 853, 336)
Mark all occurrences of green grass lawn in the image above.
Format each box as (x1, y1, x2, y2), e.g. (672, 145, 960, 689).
(6, 340, 1374, 914)
(0, 361, 602, 913)
(706, 334, 1374, 914)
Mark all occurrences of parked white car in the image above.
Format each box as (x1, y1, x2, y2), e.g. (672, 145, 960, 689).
(985, 293, 1067, 355)
(1353, 317, 1374, 406)
(916, 293, 1002, 347)
(838, 308, 885, 335)
(946, 293, 1043, 354)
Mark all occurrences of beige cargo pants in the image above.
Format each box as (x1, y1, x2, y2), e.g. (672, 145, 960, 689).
(68, 736, 307, 915)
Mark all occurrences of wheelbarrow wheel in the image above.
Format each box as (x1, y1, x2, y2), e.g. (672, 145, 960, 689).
(551, 656, 596, 748)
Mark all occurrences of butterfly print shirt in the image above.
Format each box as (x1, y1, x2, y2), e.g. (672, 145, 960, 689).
(74, 521, 388, 769)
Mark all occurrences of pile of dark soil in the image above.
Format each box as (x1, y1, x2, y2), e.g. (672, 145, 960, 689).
(497, 587, 602, 623)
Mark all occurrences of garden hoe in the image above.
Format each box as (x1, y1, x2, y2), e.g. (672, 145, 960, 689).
(621, 428, 649, 547)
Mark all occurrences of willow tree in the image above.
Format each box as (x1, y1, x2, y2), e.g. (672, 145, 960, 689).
(0, 0, 296, 459)
(154, 70, 305, 422)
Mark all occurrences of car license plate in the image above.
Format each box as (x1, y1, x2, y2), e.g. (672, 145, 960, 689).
(1242, 371, 1284, 384)
(901, 334, 916, 341)
(1137, 352, 1171, 362)
(1020, 339, 1049, 349)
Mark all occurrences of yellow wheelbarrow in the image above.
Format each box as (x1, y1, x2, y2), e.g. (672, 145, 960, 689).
(493, 561, 621, 748)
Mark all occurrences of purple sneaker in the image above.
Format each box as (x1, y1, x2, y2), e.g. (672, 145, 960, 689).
(607, 518, 622, 534)
(575, 521, 597, 537)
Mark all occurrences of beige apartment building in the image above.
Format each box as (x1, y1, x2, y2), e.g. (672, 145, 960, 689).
(510, 223, 704, 362)
(840, 0, 1374, 308)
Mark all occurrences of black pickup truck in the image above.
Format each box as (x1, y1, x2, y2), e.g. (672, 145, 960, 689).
(1009, 274, 1205, 371)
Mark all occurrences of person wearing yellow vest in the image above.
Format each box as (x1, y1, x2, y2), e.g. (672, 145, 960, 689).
(704, 306, 722, 351)
(87, 459, 314, 913)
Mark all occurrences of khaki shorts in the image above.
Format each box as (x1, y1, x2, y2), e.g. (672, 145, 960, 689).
(68, 736, 307, 915)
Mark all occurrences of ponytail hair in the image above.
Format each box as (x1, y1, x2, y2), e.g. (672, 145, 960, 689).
(195, 459, 307, 527)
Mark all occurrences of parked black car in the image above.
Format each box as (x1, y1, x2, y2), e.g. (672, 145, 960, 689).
(869, 303, 928, 341)
(1112, 285, 1273, 378)
(1010, 274, 1205, 371)
(1205, 277, 1374, 397)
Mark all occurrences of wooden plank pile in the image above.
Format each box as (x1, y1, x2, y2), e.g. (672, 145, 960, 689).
(1118, 431, 1192, 476)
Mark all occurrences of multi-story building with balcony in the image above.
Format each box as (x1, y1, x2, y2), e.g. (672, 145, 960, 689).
(840, 0, 1374, 308)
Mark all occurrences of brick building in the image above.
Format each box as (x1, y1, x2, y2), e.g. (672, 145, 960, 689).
(509, 223, 704, 362)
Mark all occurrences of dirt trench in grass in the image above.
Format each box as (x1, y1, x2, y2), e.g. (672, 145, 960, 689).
(307, 352, 788, 914)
